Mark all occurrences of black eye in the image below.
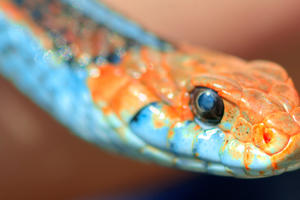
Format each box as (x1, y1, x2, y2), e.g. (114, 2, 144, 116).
(190, 87, 224, 125)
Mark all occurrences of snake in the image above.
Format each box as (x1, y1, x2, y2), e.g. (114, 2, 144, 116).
(0, 0, 300, 179)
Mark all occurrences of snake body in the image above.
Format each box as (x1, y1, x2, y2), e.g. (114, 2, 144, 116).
(1, 0, 300, 178)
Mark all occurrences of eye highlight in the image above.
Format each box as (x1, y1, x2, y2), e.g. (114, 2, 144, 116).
(190, 87, 224, 125)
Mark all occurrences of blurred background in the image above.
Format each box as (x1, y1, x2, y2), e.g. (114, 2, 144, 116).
(1, 0, 300, 199)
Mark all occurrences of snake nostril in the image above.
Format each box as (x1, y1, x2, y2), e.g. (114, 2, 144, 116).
(263, 131, 272, 144)
(253, 123, 289, 155)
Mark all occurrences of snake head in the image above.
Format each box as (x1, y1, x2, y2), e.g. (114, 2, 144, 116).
(176, 48, 300, 177)
(88, 47, 300, 178)
(191, 60, 300, 177)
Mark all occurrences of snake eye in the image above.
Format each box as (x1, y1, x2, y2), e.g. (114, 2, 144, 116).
(190, 87, 224, 125)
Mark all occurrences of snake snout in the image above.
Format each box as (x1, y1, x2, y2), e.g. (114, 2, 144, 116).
(251, 110, 300, 155)
(264, 107, 300, 171)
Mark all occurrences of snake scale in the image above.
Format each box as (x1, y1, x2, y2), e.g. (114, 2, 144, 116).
(0, 0, 300, 178)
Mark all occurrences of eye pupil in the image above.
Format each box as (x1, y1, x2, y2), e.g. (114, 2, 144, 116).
(197, 91, 217, 111)
(191, 87, 224, 125)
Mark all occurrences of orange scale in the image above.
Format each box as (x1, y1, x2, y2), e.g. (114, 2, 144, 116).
(269, 83, 299, 110)
(249, 60, 288, 82)
(143, 48, 162, 66)
(232, 117, 252, 142)
(240, 108, 262, 125)
(87, 65, 130, 102)
(274, 96, 295, 113)
(209, 65, 233, 73)
(0, 1, 24, 21)
(247, 70, 275, 92)
(221, 71, 261, 90)
(271, 134, 300, 169)
(160, 104, 182, 123)
(264, 112, 300, 136)
(211, 63, 249, 73)
(109, 81, 159, 123)
(219, 100, 240, 132)
(239, 88, 285, 124)
(168, 88, 193, 120)
(286, 78, 297, 88)
(291, 107, 300, 126)
(121, 53, 145, 78)
(169, 60, 209, 88)
(139, 71, 177, 103)
(243, 144, 255, 171)
(182, 47, 247, 68)
(167, 52, 204, 69)
(190, 74, 242, 104)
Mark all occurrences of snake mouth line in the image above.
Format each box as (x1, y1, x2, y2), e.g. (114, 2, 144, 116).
(128, 102, 286, 178)
(132, 134, 284, 179)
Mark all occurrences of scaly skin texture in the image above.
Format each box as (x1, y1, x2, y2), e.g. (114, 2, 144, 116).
(88, 46, 300, 177)
(0, 0, 299, 178)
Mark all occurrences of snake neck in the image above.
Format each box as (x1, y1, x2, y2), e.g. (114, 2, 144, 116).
(4, 0, 172, 69)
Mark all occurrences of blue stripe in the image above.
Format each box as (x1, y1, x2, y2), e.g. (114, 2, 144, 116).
(0, 12, 119, 152)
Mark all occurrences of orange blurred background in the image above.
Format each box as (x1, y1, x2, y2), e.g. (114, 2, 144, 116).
(1, 0, 300, 199)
